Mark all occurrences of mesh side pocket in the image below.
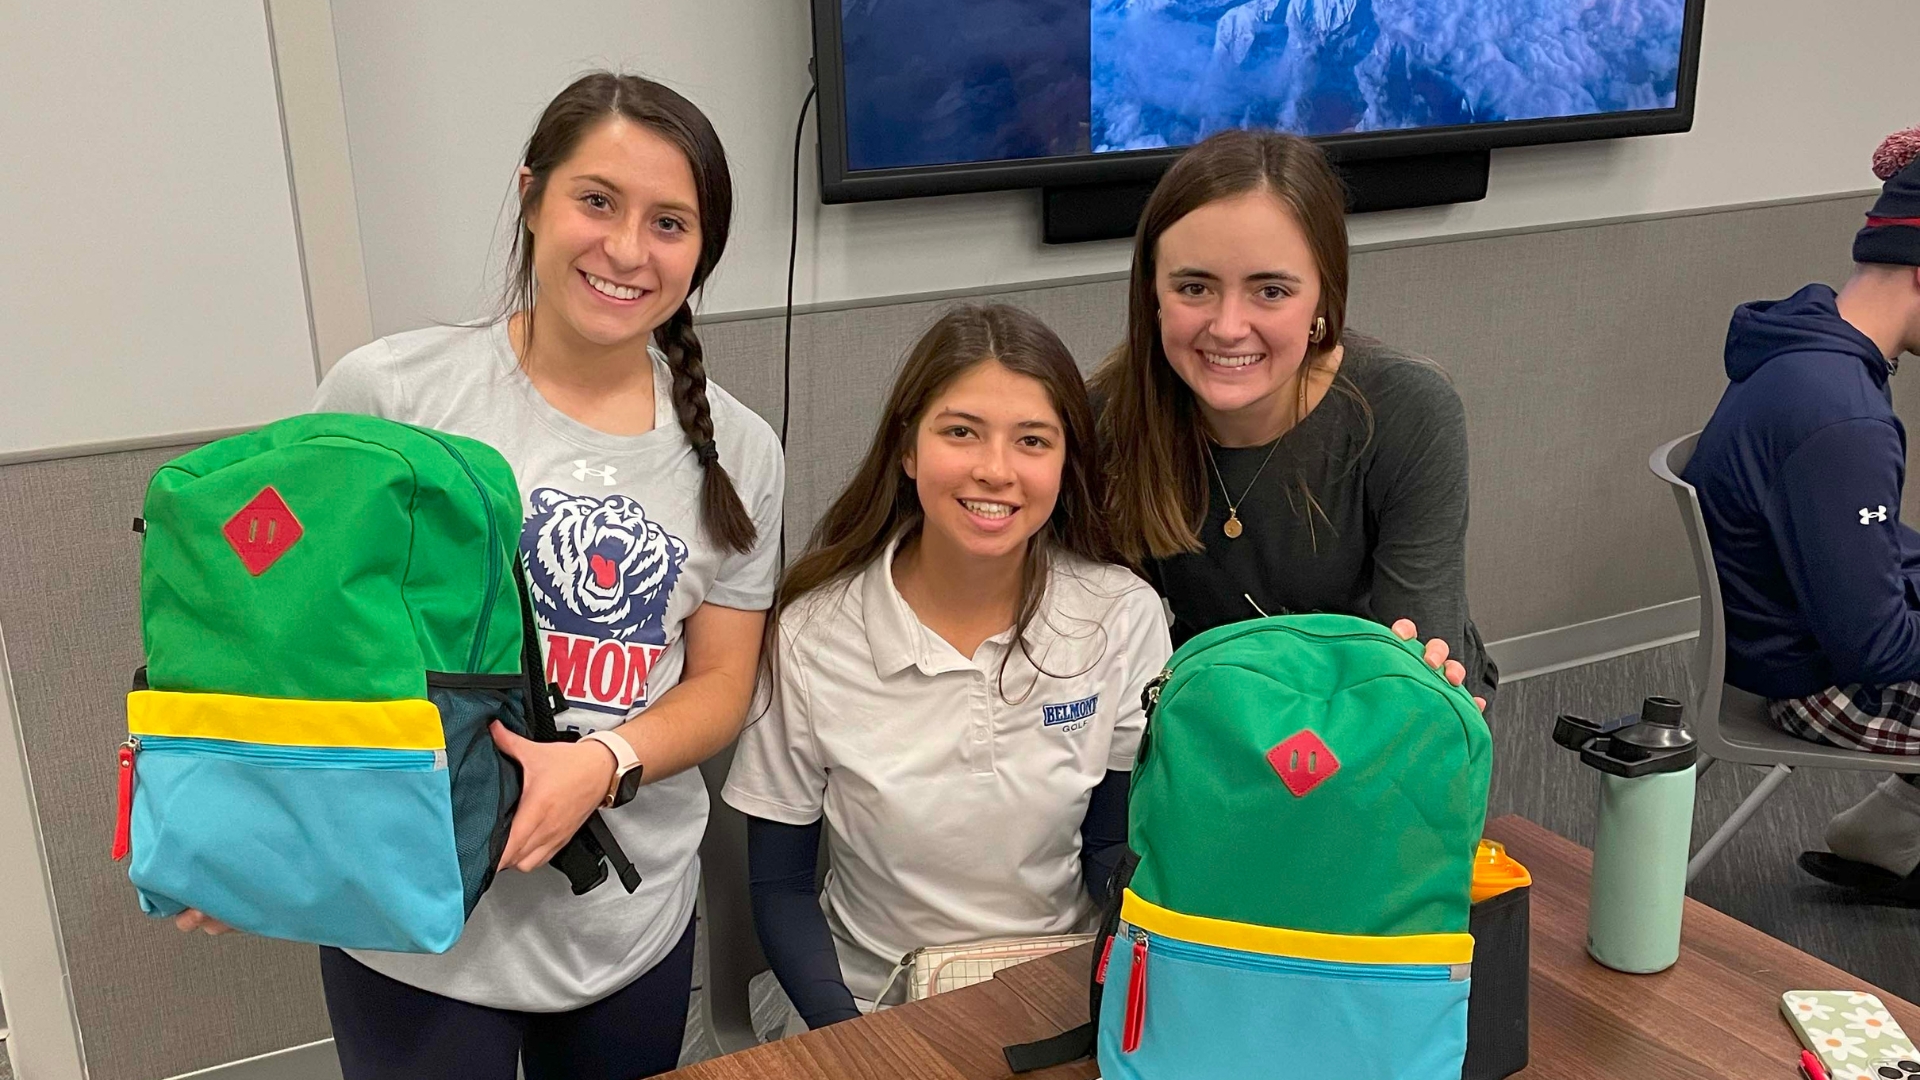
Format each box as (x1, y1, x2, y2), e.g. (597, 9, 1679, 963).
(428, 682, 525, 916)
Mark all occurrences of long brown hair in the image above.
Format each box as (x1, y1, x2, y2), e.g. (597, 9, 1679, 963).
(772, 304, 1112, 699)
(503, 71, 755, 553)
(1093, 129, 1353, 565)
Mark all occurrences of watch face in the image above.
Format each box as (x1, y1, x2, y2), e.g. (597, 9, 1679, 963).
(612, 766, 644, 808)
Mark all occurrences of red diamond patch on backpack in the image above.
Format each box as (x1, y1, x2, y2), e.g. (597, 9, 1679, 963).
(1267, 730, 1339, 797)
(223, 487, 303, 575)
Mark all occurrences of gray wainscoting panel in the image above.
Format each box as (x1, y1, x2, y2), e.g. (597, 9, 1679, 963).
(1348, 195, 1870, 638)
(0, 447, 330, 1080)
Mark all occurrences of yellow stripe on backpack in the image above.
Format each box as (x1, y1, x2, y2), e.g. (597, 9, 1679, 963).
(1121, 889, 1474, 965)
(128, 690, 445, 751)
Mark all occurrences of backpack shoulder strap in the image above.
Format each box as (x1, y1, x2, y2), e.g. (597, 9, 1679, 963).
(511, 558, 641, 896)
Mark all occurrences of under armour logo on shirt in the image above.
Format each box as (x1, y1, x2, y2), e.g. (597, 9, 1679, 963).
(572, 460, 618, 486)
(1861, 505, 1889, 525)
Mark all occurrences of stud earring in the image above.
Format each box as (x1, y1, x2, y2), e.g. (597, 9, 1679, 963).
(1308, 316, 1327, 344)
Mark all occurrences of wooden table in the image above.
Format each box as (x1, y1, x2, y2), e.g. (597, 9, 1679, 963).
(1487, 815, 1920, 1077)
(668, 815, 1920, 1078)
(667, 957, 1097, 1080)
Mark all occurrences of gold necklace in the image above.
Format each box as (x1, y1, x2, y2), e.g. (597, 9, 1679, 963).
(1204, 370, 1310, 540)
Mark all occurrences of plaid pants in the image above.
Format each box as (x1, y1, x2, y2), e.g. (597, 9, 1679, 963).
(1771, 682, 1920, 755)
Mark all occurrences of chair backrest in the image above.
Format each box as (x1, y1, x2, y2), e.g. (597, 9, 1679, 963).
(1647, 433, 1727, 733)
(697, 741, 768, 1054)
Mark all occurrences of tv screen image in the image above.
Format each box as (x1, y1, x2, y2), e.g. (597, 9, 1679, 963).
(818, 0, 1701, 206)
(1092, 0, 1688, 151)
(838, 0, 1092, 172)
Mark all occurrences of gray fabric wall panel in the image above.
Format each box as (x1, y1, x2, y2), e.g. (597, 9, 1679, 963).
(0, 447, 329, 1080)
(0, 193, 1884, 1078)
(1346, 195, 1870, 637)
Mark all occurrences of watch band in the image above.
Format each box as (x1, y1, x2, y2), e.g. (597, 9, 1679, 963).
(581, 729, 640, 807)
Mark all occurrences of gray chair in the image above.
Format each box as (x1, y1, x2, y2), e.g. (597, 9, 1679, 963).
(1651, 432, 1920, 883)
(696, 741, 769, 1054)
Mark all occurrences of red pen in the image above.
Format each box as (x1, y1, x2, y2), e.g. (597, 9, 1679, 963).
(1801, 1049, 1831, 1080)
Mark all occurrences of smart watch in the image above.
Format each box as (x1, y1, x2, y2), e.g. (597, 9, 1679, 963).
(581, 729, 643, 808)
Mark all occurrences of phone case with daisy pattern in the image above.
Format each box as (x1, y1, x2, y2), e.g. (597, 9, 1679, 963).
(1782, 991, 1917, 1079)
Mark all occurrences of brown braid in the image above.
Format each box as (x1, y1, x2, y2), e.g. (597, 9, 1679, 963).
(656, 302, 756, 553)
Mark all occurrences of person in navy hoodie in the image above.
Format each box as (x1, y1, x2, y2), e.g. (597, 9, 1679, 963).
(1686, 125, 1920, 900)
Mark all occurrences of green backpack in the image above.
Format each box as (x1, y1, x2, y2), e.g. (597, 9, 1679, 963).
(1027, 614, 1491, 1079)
(116, 413, 630, 953)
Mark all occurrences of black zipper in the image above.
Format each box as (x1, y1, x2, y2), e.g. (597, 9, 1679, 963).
(1141, 669, 1173, 718)
(425, 671, 523, 690)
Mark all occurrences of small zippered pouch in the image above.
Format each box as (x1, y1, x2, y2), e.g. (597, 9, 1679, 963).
(1096, 891, 1472, 1080)
(877, 934, 1098, 1004)
(119, 689, 472, 953)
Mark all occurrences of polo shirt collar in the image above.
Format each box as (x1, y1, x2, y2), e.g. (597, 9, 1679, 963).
(862, 534, 929, 677)
(863, 534, 1104, 679)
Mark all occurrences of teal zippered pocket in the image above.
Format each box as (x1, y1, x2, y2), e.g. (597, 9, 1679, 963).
(1098, 920, 1470, 1080)
(134, 735, 443, 771)
(127, 731, 465, 953)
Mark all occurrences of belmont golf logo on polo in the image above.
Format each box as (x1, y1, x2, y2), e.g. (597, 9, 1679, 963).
(522, 486, 688, 717)
(1043, 694, 1099, 732)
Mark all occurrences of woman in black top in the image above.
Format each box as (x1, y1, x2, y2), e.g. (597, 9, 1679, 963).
(1094, 129, 1496, 706)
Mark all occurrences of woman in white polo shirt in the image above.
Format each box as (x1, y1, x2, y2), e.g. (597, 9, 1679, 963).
(722, 304, 1170, 1027)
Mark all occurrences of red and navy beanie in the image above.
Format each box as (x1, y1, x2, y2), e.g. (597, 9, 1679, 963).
(1855, 126, 1920, 267)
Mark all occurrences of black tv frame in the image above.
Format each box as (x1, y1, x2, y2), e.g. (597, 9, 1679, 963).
(810, 0, 1706, 207)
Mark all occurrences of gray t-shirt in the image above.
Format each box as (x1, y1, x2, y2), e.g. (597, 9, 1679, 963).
(313, 321, 785, 1011)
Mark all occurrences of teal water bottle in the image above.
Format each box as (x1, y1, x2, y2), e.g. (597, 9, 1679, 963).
(1553, 697, 1697, 974)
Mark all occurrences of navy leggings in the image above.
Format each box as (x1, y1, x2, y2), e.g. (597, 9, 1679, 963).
(320, 916, 696, 1080)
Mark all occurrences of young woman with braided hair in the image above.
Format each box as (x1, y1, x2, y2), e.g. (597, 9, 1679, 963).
(258, 72, 785, 1078)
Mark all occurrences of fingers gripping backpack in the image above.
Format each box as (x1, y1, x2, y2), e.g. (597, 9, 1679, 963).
(114, 414, 636, 954)
(1011, 614, 1492, 1079)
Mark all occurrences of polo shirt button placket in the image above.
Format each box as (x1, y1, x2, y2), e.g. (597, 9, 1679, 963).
(972, 670, 993, 776)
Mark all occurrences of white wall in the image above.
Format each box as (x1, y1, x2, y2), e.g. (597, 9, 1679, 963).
(1, 0, 318, 458)
(331, 0, 1919, 336)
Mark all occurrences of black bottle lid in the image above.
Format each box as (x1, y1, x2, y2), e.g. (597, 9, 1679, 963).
(1556, 696, 1699, 778)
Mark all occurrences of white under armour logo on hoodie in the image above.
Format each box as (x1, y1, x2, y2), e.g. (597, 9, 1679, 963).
(1861, 505, 1889, 525)
(572, 461, 618, 486)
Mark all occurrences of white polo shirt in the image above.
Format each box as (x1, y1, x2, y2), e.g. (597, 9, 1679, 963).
(722, 537, 1171, 1004)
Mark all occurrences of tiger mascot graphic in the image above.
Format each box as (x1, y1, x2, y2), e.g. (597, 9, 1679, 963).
(521, 487, 689, 716)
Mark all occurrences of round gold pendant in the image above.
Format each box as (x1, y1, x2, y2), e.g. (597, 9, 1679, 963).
(1223, 513, 1243, 539)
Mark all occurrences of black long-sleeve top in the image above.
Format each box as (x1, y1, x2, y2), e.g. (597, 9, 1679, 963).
(1147, 335, 1497, 705)
(745, 768, 1131, 1029)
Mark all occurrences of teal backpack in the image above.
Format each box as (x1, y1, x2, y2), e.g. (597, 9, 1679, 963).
(1010, 613, 1491, 1078)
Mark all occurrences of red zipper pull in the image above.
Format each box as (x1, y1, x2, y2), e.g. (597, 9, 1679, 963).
(1122, 934, 1148, 1053)
(1095, 934, 1116, 985)
(111, 739, 136, 861)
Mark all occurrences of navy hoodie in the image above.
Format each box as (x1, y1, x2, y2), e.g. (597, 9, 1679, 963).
(1685, 284, 1920, 705)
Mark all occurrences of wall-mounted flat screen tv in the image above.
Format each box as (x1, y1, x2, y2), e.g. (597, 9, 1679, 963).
(813, 0, 1705, 207)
